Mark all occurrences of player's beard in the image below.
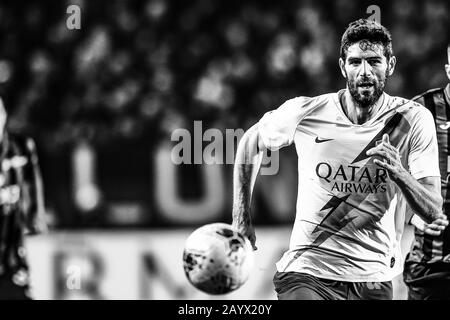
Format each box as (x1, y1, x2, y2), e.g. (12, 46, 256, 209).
(347, 72, 387, 109)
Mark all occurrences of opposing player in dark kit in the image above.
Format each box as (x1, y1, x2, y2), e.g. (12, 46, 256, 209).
(0, 99, 47, 299)
(403, 44, 450, 300)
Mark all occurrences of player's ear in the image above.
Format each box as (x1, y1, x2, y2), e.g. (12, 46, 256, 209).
(445, 64, 450, 81)
(387, 56, 396, 77)
(339, 58, 347, 78)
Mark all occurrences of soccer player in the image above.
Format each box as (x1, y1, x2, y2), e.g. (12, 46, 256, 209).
(232, 19, 446, 300)
(402, 44, 450, 300)
(0, 98, 47, 299)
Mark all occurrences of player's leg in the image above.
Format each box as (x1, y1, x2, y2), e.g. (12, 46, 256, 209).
(273, 272, 346, 300)
(349, 281, 393, 300)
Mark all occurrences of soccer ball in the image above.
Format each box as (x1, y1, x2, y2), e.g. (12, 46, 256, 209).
(182, 223, 254, 295)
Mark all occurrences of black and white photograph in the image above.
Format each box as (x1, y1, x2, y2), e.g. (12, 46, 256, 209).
(0, 0, 448, 308)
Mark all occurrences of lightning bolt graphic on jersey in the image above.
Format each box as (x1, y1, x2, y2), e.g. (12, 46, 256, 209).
(283, 111, 412, 270)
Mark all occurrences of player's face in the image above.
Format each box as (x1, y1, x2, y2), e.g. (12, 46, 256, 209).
(339, 41, 395, 108)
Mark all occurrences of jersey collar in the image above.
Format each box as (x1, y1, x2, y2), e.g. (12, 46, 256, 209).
(333, 89, 390, 126)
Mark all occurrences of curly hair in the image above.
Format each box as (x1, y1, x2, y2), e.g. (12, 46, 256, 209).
(340, 19, 393, 61)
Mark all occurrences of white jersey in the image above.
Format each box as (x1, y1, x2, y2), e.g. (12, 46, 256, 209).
(258, 89, 440, 282)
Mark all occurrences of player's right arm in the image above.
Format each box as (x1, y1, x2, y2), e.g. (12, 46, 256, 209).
(232, 124, 266, 250)
(232, 96, 312, 249)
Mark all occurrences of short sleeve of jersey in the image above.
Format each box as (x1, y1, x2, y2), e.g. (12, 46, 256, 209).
(257, 96, 314, 150)
(408, 106, 440, 180)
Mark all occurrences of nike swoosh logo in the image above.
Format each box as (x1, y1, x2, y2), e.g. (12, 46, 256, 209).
(315, 137, 334, 143)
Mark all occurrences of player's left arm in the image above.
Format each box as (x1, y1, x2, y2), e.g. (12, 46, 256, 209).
(23, 137, 48, 235)
(394, 174, 444, 225)
(367, 111, 446, 223)
(404, 96, 448, 234)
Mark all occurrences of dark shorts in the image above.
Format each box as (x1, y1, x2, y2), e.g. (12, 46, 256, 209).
(404, 261, 450, 300)
(273, 271, 393, 300)
(406, 281, 450, 300)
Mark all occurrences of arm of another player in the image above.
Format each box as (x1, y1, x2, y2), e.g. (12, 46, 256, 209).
(367, 134, 444, 224)
(232, 124, 265, 250)
(23, 137, 48, 235)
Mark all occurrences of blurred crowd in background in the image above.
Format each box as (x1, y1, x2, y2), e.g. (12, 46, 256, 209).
(0, 0, 447, 229)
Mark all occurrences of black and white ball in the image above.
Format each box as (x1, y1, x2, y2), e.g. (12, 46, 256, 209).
(183, 223, 254, 295)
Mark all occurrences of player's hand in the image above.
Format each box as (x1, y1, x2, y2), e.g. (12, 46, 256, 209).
(232, 219, 257, 251)
(367, 134, 405, 181)
(411, 213, 449, 236)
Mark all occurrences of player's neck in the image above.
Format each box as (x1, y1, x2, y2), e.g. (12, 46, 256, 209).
(341, 89, 385, 125)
